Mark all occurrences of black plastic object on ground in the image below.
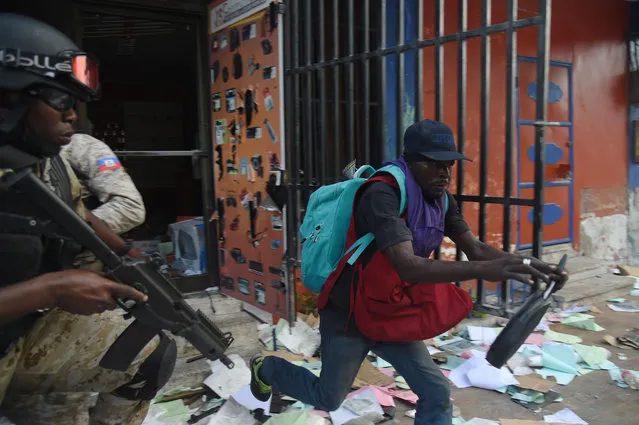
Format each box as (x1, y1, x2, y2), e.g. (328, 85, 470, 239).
(486, 254, 568, 368)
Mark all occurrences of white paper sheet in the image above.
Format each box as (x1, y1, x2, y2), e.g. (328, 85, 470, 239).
(462, 418, 500, 425)
(275, 318, 321, 357)
(232, 385, 271, 415)
(467, 326, 499, 345)
(543, 408, 588, 424)
(449, 356, 519, 390)
(207, 397, 258, 425)
(204, 354, 251, 399)
(329, 388, 384, 425)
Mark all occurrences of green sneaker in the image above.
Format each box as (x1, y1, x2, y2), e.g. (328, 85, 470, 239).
(250, 355, 272, 402)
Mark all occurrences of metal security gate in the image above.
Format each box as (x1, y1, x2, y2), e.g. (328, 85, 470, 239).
(282, 0, 552, 317)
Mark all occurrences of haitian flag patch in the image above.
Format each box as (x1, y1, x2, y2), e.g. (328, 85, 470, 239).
(96, 157, 122, 171)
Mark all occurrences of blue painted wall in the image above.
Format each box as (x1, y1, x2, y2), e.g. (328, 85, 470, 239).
(629, 2, 639, 190)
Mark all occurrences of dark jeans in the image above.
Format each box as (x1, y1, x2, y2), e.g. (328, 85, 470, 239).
(260, 326, 452, 425)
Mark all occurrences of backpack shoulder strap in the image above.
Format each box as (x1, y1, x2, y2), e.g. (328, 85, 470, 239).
(444, 191, 449, 214)
(374, 165, 407, 215)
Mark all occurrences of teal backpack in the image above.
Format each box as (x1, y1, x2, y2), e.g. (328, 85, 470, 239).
(299, 164, 408, 294)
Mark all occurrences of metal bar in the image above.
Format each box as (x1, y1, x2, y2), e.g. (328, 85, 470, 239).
(291, 0, 301, 261)
(434, 0, 444, 121)
(532, 0, 552, 259)
(333, 0, 341, 178)
(397, 0, 405, 156)
(285, 17, 542, 75)
(416, 0, 424, 124)
(347, 0, 356, 162)
(319, 0, 328, 183)
(112, 150, 206, 157)
(193, 16, 218, 290)
(476, 0, 491, 304)
(502, 0, 518, 308)
(458, 195, 534, 205)
(363, 0, 371, 165)
(456, 0, 467, 262)
(433, 0, 444, 260)
(380, 0, 388, 163)
(519, 120, 570, 127)
(304, 0, 314, 182)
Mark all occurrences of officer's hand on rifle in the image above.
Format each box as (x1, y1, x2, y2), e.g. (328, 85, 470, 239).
(47, 269, 148, 315)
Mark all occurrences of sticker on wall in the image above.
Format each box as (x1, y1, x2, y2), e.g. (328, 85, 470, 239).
(240, 189, 251, 209)
(230, 215, 240, 231)
(238, 277, 250, 295)
(210, 36, 219, 52)
(225, 195, 237, 207)
(270, 239, 282, 249)
(271, 279, 286, 292)
(264, 119, 277, 143)
(247, 127, 262, 139)
(263, 66, 276, 80)
(225, 89, 237, 113)
(261, 39, 272, 55)
(226, 159, 238, 175)
(247, 56, 261, 77)
(215, 119, 227, 145)
(211, 93, 222, 112)
(249, 260, 264, 275)
(268, 152, 280, 170)
(231, 248, 246, 264)
(243, 23, 257, 40)
(221, 276, 234, 290)
(215, 146, 223, 180)
(269, 266, 284, 278)
(220, 33, 228, 49)
(255, 281, 266, 305)
(271, 214, 283, 231)
(251, 155, 264, 178)
(240, 158, 249, 175)
(210, 60, 220, 84)
(263, 88, 274, 111)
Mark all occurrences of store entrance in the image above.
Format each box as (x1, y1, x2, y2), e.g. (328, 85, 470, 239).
(77, 10, 214, 290)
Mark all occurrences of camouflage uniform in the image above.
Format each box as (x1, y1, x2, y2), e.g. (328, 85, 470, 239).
(0, 157, 158, 425)
(60, 134, 145, 235)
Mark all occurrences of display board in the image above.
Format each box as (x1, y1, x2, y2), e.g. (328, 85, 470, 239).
(208, 0, 287, 317)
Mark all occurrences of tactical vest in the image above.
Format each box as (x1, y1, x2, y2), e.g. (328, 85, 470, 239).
(0, 147, 82, 356)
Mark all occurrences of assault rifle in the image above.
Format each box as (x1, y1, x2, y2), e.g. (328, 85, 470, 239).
(0, 148, 234, 371)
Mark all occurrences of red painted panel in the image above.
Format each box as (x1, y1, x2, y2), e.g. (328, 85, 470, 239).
(518, 186, 570, 247)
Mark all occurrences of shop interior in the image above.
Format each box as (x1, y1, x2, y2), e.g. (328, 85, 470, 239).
(75, 12, 214, 282)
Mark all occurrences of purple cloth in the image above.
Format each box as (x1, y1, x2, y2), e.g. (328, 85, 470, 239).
(383, 157, 446, 258)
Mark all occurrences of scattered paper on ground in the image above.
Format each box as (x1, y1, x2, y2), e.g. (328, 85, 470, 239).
(572, 344, 608, 368)
(543, 408, 588, 424)
(232, 385, 271, 415)
(560, 314, 605, 332)
(207, 397, 258, 425)
(449, 356, 518, 390)
(500, 420, 563, 425)
(329, 388, 383, 425)
(352, 359, 394, 388)
(542, 344, 578, 375)
(462, 418, 499, 425)
(513, 375, 557, 393)
(204, 354, 251, 399)
(468, 326, 500, 345)
(275, 318, 321, 357)
(544, 330, 582, 344)
(263, 410, 328, 425)
(347, 386, 395, 407)
(607, 302, 639, 313)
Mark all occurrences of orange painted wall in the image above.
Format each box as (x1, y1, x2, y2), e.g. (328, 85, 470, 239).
(421, 0, 629, 254)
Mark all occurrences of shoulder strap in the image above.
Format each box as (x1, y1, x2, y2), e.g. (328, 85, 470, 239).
(444, 192, 449, 214)
(373, 164, 407, 215)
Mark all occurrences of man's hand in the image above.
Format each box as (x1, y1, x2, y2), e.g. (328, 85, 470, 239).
(48, 269, 148, 315)
(480, 255, 568, 288)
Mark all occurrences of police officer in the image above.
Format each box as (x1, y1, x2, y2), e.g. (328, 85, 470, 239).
(60, 133, 146, 236)
(0, 14, 175, 425)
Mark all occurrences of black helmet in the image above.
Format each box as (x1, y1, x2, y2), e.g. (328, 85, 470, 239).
(0, 13, 100, 158)
(0, 13, 100, 102)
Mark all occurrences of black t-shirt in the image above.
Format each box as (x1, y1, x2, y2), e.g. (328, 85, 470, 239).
(319, 181, 470, 335)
